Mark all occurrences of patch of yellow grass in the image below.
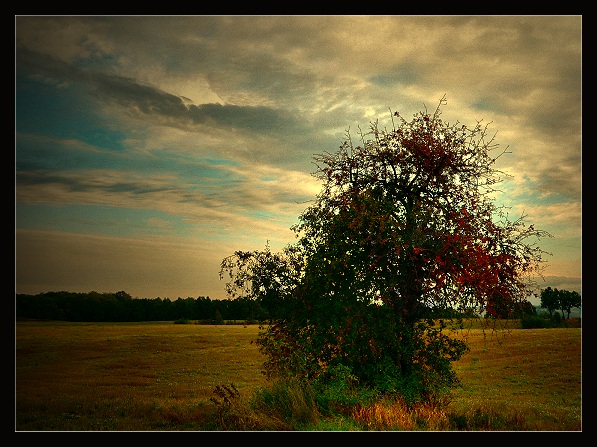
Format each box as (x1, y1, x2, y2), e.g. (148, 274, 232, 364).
(448, 327, 582, 431)
(16, 321, 267, 430)
(16, 320, 582, 431)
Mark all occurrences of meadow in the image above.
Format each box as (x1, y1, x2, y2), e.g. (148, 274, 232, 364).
(15, 320, 582, 431)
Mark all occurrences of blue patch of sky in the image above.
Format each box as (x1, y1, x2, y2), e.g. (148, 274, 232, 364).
(504, 175, 571, 206)
(369, 65, 419, 87)
(15, 76, 127, 152)
(369, 75, 394, 87)
(203, 158, 240, 167)
(15, 79, 243, 182)
(16, 133, 111, 171)
(16, 203, 193, 238)
(471, 97, 494, 112)
(155, 154, 245, 190)
(176, 156, 241, 177)
(246, 209, 281, 221)
(15, 131, 194, 176)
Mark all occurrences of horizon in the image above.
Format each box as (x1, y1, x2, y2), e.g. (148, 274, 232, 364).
(14, 274, 582, 306)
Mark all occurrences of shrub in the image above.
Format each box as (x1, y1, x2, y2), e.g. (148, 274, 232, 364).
(521, 314, 552, 328)
(312, 364, 379, 416)
(520, 312, 579, 329)
(249, 379, 319, 429)
(173, 318, 190, 324)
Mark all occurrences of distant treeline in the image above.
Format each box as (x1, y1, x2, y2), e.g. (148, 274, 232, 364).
(15, 291, 263, 323)
(16, 290, 555, 324)
(15, 290, 470, 323)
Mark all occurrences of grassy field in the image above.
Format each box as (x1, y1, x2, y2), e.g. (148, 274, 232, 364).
(447, 321, 582, 431)
(15, 320, 582, 431)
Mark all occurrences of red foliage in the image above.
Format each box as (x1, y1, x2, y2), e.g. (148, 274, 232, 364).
(295, 96, 551, 319)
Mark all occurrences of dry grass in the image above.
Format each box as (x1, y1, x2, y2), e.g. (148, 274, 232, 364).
(447, 325, 582, 431)
(15, 320, 582, 431)
(15, 321, 267, 430)
(352, 399, 451, 431)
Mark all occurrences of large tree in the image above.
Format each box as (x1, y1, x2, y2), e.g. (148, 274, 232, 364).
(221, 97, 551, 403)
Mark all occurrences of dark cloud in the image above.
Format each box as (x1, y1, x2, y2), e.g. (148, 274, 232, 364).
(15, 169, 172, 195)
(17, 46, 302, 137)
(16, 46, 82, 85)
(369, 64, 421, 87)
(186, 102, 299, 132)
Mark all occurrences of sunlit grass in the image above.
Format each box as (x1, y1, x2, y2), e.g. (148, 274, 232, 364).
(16, 321, 268, 430)
(447, 327, 582, 431)
(350, 399, 450, 431)
(16, 320, 581, 431)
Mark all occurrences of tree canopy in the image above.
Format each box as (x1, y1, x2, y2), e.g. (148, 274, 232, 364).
(220, 96, 551, 404)
(540, 287, 581, 319)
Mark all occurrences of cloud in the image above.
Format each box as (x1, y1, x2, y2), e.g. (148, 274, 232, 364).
(17, 45, 305, 139)
(15, 16, 581, 298)
(15, 157, 319, 245)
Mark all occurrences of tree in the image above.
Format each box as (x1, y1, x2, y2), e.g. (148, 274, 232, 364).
(214, 308, 224, 325)
(221, 97, 551, 404)
(517, 299, 538, 318)
(540, 286, 560, 317)
(487, 294, 536, 319)
(558, 289, 581, 319)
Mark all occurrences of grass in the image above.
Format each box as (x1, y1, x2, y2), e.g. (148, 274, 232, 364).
(447, 324, 582, 431)
(16, 321, 267, 431)
(15, 320, 582, 431)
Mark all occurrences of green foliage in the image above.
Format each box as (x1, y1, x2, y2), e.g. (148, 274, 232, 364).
(220, 97, 550, 406)
(207, 383, 291, 431)
(249, 379, 319, 428)
(214, 309, 224, 325)
(540, 287, 560, 317)
(558, 289, 581, 319)
(16, 292, 259, 322)
(521, 314, 555, 329)
(312, 364, 379, 415)
(551, 311, 562, 325)
(520, 311, 578, 329)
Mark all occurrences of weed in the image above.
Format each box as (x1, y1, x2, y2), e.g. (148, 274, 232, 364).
(210, 383, 240, 407)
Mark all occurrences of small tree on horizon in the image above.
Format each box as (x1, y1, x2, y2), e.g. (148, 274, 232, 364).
(214, 308, 224, 325)
(540, 287, 581, 319)
(221, 96, 551, 404)
(540, 286, 560, 317)
(559, 289, 581, 319)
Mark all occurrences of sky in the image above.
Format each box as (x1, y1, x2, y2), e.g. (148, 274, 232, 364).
(15, 15, 582, 303)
